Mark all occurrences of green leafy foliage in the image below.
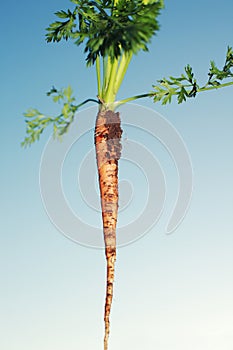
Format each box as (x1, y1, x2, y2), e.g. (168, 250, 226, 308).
(208, 46, 233, 86)
(21, 86, 78, 147)
(152, 64, 198, 105)
(152, 46, 233, 105)
(46, 9, 77, 41)
(46, 0, 164, 65)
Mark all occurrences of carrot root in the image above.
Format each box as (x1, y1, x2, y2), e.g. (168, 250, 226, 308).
(95, 109, 122, 350)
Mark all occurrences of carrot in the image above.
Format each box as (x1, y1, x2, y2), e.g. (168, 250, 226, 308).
(23, 4, 233, 350)
(95, 108, 122, 350)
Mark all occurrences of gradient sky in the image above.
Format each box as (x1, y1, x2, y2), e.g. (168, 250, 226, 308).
(1, 1, 233, 350)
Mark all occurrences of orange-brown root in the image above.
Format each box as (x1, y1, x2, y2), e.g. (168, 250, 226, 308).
(95, 109, 122, 350)
(104, 247, 116, 350)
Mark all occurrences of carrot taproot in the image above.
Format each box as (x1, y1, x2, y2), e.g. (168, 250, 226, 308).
(95, 108, 122, 350)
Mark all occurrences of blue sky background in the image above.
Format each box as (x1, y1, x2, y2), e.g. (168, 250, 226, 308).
(1, 1, 233, 349)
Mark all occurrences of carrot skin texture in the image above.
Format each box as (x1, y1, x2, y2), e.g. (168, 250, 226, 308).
(95, 109, 122, 350)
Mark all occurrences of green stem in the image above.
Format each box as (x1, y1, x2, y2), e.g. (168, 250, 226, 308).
(198, 81, 233, 92)
(114, 92, 154, 108)
(114, 80, 233, 108)
(76, 98, 100, 109)
(114, 52, 133, 95)
(102, 56, 112, 97)
(104, 58, 119, 103)
(96, 56, 102, 97)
